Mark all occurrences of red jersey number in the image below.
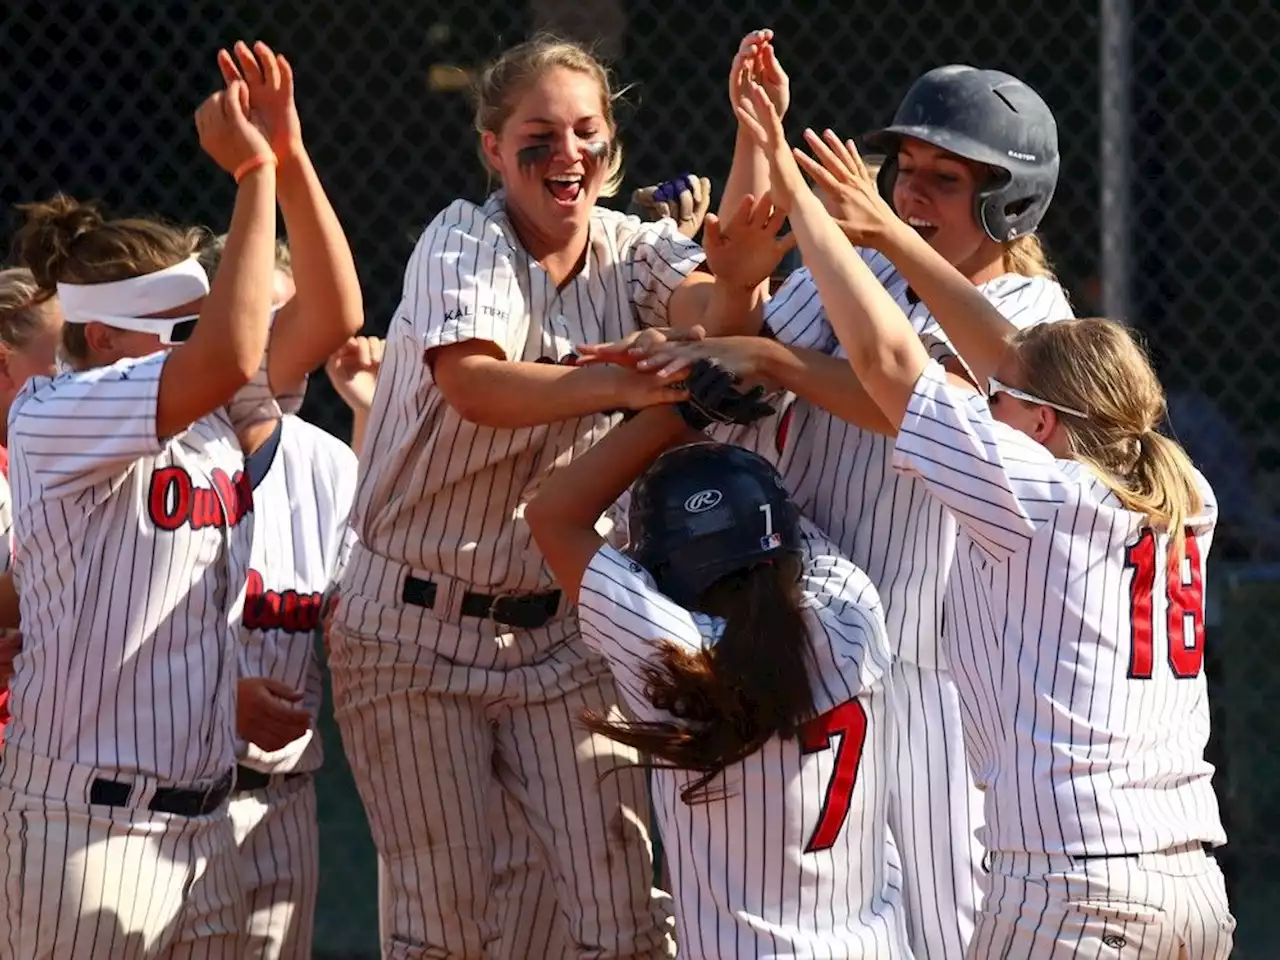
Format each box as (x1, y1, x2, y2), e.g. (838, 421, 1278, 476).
(799, 699, 868, 853)
(1125, 528, 1205, 680)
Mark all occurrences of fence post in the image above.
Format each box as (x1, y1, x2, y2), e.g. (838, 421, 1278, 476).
(1099, 0, 1133, 324)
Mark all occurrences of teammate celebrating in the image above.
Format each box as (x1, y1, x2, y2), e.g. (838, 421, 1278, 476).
(0, 268, 62, 746)
(586, 42, 1075, 957)
(326, 33, 791, 956)
(0, 76, 279, 957)
(735, 75, 1235, 959)
(524, 421, 908, 958)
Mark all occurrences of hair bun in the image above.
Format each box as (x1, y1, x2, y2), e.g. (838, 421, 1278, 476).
(12, 194, 106, 290)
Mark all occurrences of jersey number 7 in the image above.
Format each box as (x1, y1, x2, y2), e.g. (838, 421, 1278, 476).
(1125, 528, 1204, 680)
(799, 699, 868, 853)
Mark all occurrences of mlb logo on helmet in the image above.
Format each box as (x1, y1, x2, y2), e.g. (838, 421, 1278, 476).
(684, 490, 722, 513)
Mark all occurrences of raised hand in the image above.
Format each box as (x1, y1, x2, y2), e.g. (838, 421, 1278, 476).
(326, 335, 385, 414)
(732, 82, 809, 212)
(217, 40, 303, 163)
(794, 129, 900, 247)
(729, 30, 789, 122)
(703, 190, 796, 291)
(628, 174, 713, 239)
(195, 81, 274, 177)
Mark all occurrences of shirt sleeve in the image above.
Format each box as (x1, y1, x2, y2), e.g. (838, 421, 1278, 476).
(577, 544, 715, 723)
(9, 352, 169, 497)
(761, 269, 837, 353)
(892, 360, 1076, 563)
(401, 201, 528, 370)
(618, 217, 707, 329)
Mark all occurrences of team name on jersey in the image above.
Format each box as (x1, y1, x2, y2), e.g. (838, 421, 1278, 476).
(243, 568, 325, 634)
(147, 466, 253, 532)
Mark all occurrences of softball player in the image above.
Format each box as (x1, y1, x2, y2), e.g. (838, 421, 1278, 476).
(0, 268, 60, 746)
(326, 33, 793, 957)
(0, 76, 279, 958)
(737, 77, 1235, 958)
(525, 420, 909, 958)
(596, 44, 1075, 959)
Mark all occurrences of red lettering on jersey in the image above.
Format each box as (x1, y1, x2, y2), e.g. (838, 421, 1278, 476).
(800, 698, 868, 853)
(244, 568, 324, 634)
(1125, 528, 1205, 680)
(147, 467, 253, 532)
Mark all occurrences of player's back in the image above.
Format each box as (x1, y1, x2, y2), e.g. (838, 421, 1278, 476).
(894, 365, 1225, 856)
(766, 253, 1074, 667)
(577, 522, 910, 958)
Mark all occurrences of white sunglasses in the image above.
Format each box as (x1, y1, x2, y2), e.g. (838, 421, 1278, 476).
(988, 377, 1088, 420)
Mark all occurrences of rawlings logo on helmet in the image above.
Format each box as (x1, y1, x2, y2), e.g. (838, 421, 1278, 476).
(684, 489, 723, 513)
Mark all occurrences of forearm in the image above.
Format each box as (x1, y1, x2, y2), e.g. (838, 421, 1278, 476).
(717, 128, 773, 308)
(787, 192, 929, 420)
(529, 406, 695, 535)
(442, 357, 628, 429)
(0, 572, 18, 629)
(191, 167, 278, 379)
(350, 408, 369, 456)
(753, 338, 896, 436)
(875, 218, 1016, 386)
(670, 274, 763, 338)
(275, 150, 365, 366)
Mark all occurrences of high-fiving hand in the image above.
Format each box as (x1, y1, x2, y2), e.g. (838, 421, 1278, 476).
(795, 129, 900, 247)
(729, 29, 790, 125)
(217, 40, 303, 163)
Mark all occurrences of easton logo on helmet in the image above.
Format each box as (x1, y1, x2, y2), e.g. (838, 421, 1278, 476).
(684, 489, 723, 513)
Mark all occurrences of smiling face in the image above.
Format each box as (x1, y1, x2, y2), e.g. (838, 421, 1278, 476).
(892, 138, 1005, 282)
(482, 66, 613, 252)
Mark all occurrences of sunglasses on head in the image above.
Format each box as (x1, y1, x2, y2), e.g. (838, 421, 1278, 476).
(988, 377, 1088, 420)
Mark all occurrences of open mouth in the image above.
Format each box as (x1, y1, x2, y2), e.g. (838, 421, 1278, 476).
(905, 216, 939, 241)
(545, 174, 584, 205)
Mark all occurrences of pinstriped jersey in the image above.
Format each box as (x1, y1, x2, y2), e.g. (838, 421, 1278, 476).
(6, 352, 252, 783)
(238, 415, 357, 775)
(765, 251, 1074, 667)
(893, 361, 1226, 855)
(343, 191, 705, 601)
(577, 521, 910, 959)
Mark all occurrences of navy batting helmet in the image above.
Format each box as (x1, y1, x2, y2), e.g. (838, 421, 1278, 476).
(626, 443, 802, 608)
(863, 65, 1059, 243)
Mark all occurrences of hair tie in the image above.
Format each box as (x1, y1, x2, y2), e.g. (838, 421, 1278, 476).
(234, 154, 277, 184)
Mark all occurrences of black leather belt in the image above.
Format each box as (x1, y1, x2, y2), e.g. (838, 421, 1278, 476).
(401, 576, 561, 630)
(233, 764, 308, 794)
(89, 770, 233, 817)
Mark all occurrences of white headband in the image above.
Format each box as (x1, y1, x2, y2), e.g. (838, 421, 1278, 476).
(56, 258, 211, 333)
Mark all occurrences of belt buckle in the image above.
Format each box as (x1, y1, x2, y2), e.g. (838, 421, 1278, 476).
(488, 593, 548, 630)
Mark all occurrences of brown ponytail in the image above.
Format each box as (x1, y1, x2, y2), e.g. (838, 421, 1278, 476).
(584, 555, 815, 804)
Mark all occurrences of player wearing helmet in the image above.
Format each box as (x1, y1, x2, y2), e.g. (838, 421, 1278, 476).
(525, 413, 911, 959)
(581, 41, 1075, 958)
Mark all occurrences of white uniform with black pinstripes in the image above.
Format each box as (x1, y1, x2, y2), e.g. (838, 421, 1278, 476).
(328, 192, 701, 957)
(230, 414, 357, 960)
(761, 251, 1074, 959)
(0, 352, 252, 959)
(576, 519, 910, 959)
(893, 360, 1235, 958)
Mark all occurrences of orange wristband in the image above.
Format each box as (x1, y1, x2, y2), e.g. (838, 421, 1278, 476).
(233, 154, 277, 184)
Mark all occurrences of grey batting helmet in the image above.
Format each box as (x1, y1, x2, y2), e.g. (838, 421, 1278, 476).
(863, 65, 1059, 243)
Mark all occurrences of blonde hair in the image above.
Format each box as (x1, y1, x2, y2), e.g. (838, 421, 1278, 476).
(0, 267, 59, 351)
(1002, 233, 1056, 281)
(472, 35, 625, 198)
(1012, 318, 1203, 550)
(198, 232, 291, 279)
(13, 194, 205, 364)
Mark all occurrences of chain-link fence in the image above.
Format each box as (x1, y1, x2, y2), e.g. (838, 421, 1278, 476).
(1, 1, 1275, 955)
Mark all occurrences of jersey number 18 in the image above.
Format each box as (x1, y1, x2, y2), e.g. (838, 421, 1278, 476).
(1125, 528, 1205, 680)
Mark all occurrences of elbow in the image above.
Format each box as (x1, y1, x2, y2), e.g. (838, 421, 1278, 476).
(445, 387, 501, 427)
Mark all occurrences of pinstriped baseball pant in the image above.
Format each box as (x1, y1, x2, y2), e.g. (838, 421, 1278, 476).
(888, 658, 986, 959)
(0, 745, 245, 960)
(229, 774, 319, 960)
(327, 604, 674, 960)
(970, 844, 1235, 958)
